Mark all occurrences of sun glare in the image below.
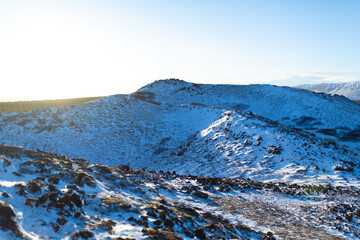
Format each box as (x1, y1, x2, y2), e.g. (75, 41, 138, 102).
(0, 5, 142, 100)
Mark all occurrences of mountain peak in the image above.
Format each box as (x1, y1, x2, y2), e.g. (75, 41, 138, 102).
(140, 78, 190, 90)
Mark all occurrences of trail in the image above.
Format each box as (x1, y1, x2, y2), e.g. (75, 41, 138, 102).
(214, 196, 345, 240)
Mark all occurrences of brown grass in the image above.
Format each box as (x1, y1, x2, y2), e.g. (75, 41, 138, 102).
(0, 97, 102, 113)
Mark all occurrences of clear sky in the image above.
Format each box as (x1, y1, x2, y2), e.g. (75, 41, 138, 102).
(1, 0, 359, 100)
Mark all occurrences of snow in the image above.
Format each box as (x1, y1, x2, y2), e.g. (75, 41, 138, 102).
(0, 79, 359, 239)
(0, 79, 358, 187)
(297, 82, 360, 100)
(0, 145, 359, 239)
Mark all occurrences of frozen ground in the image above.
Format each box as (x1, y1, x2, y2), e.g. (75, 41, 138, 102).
(0, 145, 360, 239)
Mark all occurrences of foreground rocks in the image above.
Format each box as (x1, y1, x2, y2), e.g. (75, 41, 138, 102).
(0, 144, 359, 239)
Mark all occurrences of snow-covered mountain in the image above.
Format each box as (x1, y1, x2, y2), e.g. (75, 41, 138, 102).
(1, 79, 360, 239)
(0, 79, 359, 187)
(141, 80, 360, 147)
(296, 82, 360, 100)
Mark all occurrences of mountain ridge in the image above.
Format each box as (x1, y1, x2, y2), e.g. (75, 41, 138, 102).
(0, 79, 358, 187)
(296, 81, 360, 100)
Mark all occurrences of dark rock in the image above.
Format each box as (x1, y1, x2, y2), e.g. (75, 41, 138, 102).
(135, 219, 149, 228)
(75, 172, 96, 187)
(142, 228, 182, 240)
(140, 215, 148, 221)
(48, 184, 57, 192)
(164, 219, 174, 228)
(57, 216, 68, 225)
(267, 146, 282, 155)
(48, 176, 60, 184)
(25, 197, 38, 207)
(15, 185, 27, 196)
(53, 224, 61, 232)
(219, 184, 231, 192)
(346, 212, 353, 222)
(184, 228, 194, 238)
(27, 180, 42, 193)
(101, 219, 116, 232)
(0, 156, 11, 167)
(193, 190, 209, 199)
(55, 201, 65, 209)
(336, 216, 343, 221)
(1, 192, 10, 198)
(159, 211, 167, 220)
(194, 228, 206, 239)
(0, 201, 23, 237)
(38, 194, 49, 205)
(48, 192, 58, 202)
(119, 203, 132, 209)
(261, 231, 276, 240)
(67, 184, 79, 191)
(334, 164, 354, 172)
(243, 139, 252, 146)
(74, 211, 82, 218)
(180, 206, 199, 217)
(0, 201, 15, 219)
(71, 229, 94, 239)
(153, 220, 162, 226)
(12, 172, 23, 177)
(59, 194, 72, 206)
(71, 193, 82, 208)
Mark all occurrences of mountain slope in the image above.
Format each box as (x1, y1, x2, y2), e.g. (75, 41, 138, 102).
(0, 80, 358, 186)
(296, 82, 360, 100)
(140, 80, 360, 147)
(0, 145, 359, 239)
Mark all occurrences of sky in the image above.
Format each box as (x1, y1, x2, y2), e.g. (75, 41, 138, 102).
(0, 0, 359, 100)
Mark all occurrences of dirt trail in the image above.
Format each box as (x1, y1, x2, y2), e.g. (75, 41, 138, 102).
(213, 196, 344, 240)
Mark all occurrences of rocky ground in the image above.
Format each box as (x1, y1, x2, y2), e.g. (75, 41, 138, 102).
(0, 145, 359, 239)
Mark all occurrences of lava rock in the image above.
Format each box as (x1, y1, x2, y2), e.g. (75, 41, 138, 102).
(0, 201, 23, 237)
(193, 190, 209, 199)
(71, 229, 94, 239)
(153, 220, 162, 226)
(194, 228, 206, 239)
(25, 197, 38, 207)
(164, 219, 174, 228)
(27, 180, 42, 193)
(261, 231, 276, 240)
(71, 193, 82, 208)
(57, 216, 68, 225)
(1, 192, 10, 198)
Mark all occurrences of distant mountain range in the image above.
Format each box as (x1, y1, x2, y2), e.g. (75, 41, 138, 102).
(296, 82, 360, 100)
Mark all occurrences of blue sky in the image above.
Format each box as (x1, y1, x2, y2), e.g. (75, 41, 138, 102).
(0, 0, 359, 100)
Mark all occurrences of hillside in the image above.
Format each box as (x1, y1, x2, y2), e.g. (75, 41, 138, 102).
(296, 82, 360, 100)
(0, 145, 359, 239)
(0, 80, 358, 187)
(0, 97, 102, 114)
(141, 80, 360, 147)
